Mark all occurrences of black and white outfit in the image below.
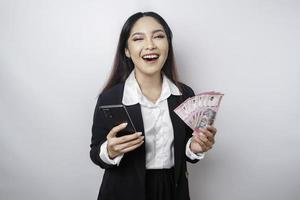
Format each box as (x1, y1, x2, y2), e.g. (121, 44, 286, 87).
(90, 71, 204, 200)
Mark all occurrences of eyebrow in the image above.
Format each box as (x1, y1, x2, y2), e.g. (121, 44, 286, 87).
(131, 29, 165, 37)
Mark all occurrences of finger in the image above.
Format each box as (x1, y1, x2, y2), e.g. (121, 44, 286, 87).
(193, 135, 212, 151)
(204, 131, 215, 144)
(192, 135, 203, 144)
(192, 129, 202, 136)
(199, 128, 215, 141)
(116, 136, 144, 151)
(203, 140, 213, 149)
(195, 139, 208, 152)
(121, 140, 144, 153)
(197, 132, 209, 143)
(199, 127, 210, 135)
(192, 135, 207, 148)
(206, 125, 217, 136)
(107, 123, 128, 139)
(108, 132, 142, 147)
(116, 132, 143, 144)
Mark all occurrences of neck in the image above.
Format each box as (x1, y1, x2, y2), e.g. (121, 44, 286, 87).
(134, 70, 162, 90)
(134, 70, 163, 103)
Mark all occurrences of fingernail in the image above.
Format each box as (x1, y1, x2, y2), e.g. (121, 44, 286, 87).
(122, 122, 128, 126)
(137, 132, 142, 136)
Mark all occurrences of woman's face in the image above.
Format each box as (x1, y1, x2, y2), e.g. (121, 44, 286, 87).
(125, 16, 169, 77)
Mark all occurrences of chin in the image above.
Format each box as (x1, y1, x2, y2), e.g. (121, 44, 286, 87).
(135, 64, 163, 76)
(138, 67, 163, 77)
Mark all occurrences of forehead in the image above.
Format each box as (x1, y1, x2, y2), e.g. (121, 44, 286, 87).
(130, 16, 165, 35)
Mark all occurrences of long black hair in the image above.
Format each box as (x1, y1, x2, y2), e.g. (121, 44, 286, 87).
(101, 11, 182, 93)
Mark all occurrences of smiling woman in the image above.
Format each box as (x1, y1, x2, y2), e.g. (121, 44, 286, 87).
(90, 11, 218, 200)
(125, 17, 169, 78)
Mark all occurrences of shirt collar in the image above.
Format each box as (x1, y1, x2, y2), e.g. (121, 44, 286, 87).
(122, 70, 182, 106)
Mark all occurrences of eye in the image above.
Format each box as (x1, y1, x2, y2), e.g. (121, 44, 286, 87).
(154, 34, 165, 39)
(133, 37, 143, 41)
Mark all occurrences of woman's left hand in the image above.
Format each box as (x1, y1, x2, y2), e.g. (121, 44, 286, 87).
(190, 125, 217, 154)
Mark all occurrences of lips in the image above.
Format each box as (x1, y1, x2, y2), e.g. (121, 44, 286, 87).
(142, 53, 159, 62)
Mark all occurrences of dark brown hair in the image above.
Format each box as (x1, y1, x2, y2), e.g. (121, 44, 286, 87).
(101, 11, 182, 94)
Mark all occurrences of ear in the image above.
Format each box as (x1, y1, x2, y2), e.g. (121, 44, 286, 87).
(125, 48, 131, 58)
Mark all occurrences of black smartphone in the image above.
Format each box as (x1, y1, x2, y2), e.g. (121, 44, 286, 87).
(99, 104, 136, 137)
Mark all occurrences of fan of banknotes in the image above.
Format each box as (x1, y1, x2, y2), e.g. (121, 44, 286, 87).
(174, 91, 224, 131)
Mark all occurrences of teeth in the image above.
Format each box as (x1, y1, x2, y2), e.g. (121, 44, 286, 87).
(142, 54, 159, 59)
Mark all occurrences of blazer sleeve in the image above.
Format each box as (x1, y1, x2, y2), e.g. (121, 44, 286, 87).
(90, 95, 118, 169)
(181, 84, 200, 164)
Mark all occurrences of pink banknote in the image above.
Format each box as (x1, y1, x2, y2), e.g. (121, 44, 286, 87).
(174, 91, 224, 131)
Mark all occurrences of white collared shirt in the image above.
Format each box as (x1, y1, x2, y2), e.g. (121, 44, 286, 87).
(99, 70, 204, 168)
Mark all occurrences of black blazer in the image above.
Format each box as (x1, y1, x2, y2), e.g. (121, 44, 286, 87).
(90, 82, 199, 200)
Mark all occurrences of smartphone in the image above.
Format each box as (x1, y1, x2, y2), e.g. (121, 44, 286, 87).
(99, 104, 137, 137)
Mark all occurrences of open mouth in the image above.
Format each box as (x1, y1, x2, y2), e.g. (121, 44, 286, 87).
(142, 54, 159, 62)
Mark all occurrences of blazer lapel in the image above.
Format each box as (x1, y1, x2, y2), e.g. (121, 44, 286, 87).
(168, 95, 186, 186)
(126, 103, 145, 184)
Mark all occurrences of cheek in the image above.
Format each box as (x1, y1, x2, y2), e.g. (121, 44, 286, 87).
(127, 43, 141, 57)
(129, 43, 143, 54)
(159, 41, 169, 54)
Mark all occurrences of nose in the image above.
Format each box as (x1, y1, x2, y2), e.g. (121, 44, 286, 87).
(145, 38, 156, 50)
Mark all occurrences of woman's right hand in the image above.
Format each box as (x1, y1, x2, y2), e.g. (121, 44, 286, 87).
(106, 123, 144, 159)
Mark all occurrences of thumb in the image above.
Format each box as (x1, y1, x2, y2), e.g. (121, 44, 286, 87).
(107, 122, 128, 139)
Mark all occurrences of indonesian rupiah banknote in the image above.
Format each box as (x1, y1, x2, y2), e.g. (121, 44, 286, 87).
(174, 91, 224, 132)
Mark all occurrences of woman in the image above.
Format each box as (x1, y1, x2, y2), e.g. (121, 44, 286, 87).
(90, 11, 217, 200)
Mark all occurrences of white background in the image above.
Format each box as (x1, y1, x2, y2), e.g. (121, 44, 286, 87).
(1, 0, 299, 199)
